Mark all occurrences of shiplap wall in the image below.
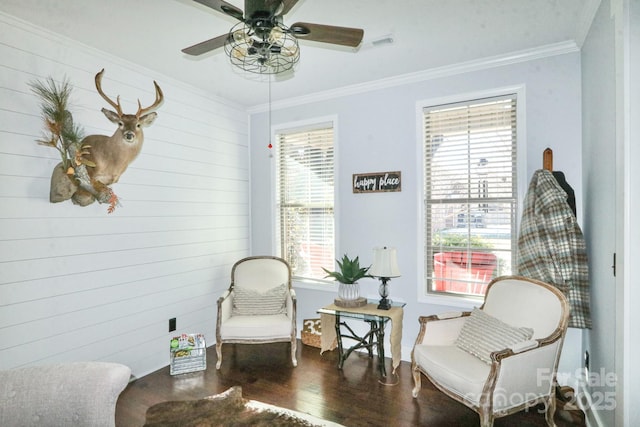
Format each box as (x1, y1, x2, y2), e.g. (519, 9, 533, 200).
(0, 13, 249, 377)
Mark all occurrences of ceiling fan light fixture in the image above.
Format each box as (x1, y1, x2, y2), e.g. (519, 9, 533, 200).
(232, 29, 249, 43)
(268, 26, 284, 44)
(230, 45, 249, 61)
(280, 45, 299, 58)
(183, 0, 364, 70)
(224, 21, 299, 74)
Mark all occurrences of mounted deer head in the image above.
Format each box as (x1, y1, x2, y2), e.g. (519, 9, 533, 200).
(95, 69, 163, 147)
(70, 69, 164, 207)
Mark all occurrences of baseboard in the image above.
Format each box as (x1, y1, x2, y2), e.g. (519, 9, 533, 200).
(578, 380, 606, 427)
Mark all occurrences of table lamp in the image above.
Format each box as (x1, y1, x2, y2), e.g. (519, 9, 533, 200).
(369, 246, 401, 310)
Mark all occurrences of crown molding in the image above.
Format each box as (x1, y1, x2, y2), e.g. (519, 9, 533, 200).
(575, 0, 602, 47)
(248, 40, 580, 114)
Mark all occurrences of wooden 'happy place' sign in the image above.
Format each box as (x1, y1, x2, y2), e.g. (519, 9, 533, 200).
(352, 171, 401, 193)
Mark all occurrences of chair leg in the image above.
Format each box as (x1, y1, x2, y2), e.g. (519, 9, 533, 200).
(291, 338, 298, 367)
(411, 366, 422, 398)
(545, 394, 558, 427)
(215, 343, 223, 369)
(478, 410, 494, 427)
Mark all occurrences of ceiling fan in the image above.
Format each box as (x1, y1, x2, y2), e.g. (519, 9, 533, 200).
(182, 0, 364, 74)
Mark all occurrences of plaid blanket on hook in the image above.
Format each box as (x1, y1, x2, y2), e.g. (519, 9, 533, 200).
(517, 169, 591, 329)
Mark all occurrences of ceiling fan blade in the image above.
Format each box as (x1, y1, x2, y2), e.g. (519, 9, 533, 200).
(290, 22, 364, 48)
(182, 34, 231, 56)
(193, 0, 244, 20)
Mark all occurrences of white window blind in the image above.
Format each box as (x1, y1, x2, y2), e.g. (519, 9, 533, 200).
(423, 94, 517, 297)
(276, 124, 335, 280)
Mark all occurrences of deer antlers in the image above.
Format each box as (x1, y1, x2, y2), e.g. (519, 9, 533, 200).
(94, 68, 164, 118)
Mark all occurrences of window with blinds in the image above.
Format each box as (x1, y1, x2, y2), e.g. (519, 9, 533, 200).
(423, 94, 518, 298)
(275, 124, 335, 281)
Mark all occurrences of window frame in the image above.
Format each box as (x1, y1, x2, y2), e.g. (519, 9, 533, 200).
(416, 86, 527, 308)
(272, 116, 339, 287)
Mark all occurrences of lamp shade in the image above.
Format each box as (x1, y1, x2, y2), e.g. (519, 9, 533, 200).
(369, 246, 401, 278)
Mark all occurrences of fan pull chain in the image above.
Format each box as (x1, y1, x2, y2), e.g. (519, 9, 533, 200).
(268, 75, 273, 152)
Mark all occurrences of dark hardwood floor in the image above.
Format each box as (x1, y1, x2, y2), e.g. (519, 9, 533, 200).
(116, 341, 585, 427)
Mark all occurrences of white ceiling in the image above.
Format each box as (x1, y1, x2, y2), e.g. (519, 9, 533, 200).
(1, 0, 599, 108)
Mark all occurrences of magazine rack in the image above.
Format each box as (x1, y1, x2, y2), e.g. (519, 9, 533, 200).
(170, 333, 206, 375)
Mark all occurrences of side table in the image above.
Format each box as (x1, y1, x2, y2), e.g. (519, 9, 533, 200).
(318, 301, 405, 377)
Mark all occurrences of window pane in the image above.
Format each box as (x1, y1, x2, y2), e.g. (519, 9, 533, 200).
(424, 95, 517, 297)
(276, 125, 334, 280)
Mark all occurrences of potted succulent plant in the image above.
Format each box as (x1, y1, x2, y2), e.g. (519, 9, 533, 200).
(322, 254, 371, 304)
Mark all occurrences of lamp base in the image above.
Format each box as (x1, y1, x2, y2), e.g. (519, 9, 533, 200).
(377, 297, 391, 310)
(377, 277, 392, 310)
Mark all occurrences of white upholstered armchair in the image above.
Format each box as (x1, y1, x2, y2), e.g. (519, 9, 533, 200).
(411, 275, 569, 427)
(216, 256, 297, 369)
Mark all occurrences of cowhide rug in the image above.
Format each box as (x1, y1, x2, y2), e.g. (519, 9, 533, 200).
(144, 386, 344, 427)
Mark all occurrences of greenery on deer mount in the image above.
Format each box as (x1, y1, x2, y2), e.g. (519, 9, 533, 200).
(28, 77, 91, 173)
(322, 254, 372, 284)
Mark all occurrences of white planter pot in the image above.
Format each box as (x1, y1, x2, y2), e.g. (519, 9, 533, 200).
(338, 282, 360, 301)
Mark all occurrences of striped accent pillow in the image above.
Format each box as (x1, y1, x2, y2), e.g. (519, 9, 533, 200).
(232, 283, 287, 316)
(455, 308, 534, 364)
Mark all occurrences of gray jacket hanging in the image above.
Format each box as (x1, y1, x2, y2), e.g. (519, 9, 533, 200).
(517, 169, 591, 329)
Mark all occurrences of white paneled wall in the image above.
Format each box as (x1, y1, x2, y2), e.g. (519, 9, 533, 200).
(0, 13, 249, 377)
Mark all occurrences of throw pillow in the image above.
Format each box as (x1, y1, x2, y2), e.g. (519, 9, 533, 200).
(455, 308, 534, 364)
(232, 283, 287, 316)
